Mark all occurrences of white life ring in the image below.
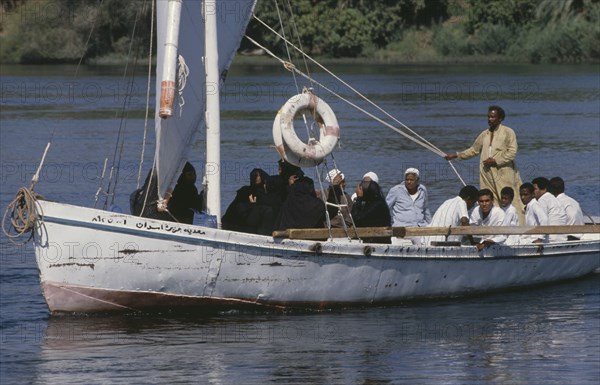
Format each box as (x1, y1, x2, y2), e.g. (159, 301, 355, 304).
(272, 92, 340, 168)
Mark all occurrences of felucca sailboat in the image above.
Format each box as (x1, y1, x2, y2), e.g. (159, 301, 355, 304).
(3, 0, 599, 313)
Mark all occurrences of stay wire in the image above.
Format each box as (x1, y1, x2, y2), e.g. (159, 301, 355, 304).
(105, 1, 147, 208)
(137, 0, 155, 189)
(284, 0, 312, 90)
(245, 35, 441, 155)
(274, 0, 299, 95)
(249, 17, 467, 185)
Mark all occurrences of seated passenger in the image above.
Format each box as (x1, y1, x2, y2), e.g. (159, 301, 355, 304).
(222, 168, 277, 235)
(351, 171, 379, 202)
(130, 163, 204, 224)
(500, 186, 520, 226)
(423, 185, 478, 246)
(512, 182, 548, 244)
(469, 188, 507, 250)
(267, 159, 304, 205)
(351, 180, 391, 244)
(324, 168, 353, 228)
(386, 168, 431, 227)
(168, 162, 204, 224)
(532, 177, 567, 242)
(274, 176, 325, 231)
(549, 176, 584, 240)
(130, 168, 171, 221)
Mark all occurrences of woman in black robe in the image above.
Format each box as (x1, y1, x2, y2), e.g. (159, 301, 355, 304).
(222, 168, 277, 235)
(131, 162, 203, 224)
(267, 159, 304, 205)
(274, 176, 325, 231)
(168, 162, 204, 224)
(351, 180, 391, 243)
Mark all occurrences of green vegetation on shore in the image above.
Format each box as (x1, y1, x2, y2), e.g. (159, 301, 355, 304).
(1, 0, 598, 65)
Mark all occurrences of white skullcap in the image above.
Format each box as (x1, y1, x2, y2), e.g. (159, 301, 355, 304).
(325, 168, 344, 183)
(362, 171, 379, 183)
(404, 167, 420, 178)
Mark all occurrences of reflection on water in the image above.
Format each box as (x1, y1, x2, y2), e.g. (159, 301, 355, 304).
(20, 274, 597, 385)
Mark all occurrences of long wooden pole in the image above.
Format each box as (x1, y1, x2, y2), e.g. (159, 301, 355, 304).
(204, 0, 221, 223)
(272, 225, 600, 240)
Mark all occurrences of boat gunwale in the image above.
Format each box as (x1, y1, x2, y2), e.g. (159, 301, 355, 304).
(35, 200, 600, 262)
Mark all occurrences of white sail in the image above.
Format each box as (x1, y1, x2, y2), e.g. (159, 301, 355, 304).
(154, 0, 256, 200)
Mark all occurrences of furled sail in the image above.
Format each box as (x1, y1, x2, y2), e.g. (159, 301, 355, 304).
(154, 0, 256, 201)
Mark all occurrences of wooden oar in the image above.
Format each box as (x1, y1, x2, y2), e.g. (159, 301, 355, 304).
(272, 225, 600, 240)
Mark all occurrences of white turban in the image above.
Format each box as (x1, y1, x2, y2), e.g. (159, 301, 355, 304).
(404, 167, 420, 178)
(362, 171, 379, 183)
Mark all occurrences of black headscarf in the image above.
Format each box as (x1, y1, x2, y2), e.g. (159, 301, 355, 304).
(351, 181, 391, 243)
(169, 162, 204, 224)
(267, 159, 305, 204)
(274, 176, 325, 231)
(222, 168, 278, 235)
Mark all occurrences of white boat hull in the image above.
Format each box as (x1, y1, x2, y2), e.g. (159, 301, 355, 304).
(34, 200, 600, 313)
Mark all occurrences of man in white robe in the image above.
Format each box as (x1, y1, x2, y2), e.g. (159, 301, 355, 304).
(469, 189, 507, 250)
(445, 105, 524, 224)
(424, 185, 479, 246)
(533, 177, 567, 242)
(549, 177, 584, 239)
(500, 186, 519, 226)
(512, 182, 549, 244)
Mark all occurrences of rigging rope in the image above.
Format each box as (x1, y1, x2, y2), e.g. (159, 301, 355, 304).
(246, 35, 443, 153)
(104, 0, 147, 208)
(137, 0, 155, 189)
(285, 0, 312, 90)
(2, 141, 51, 243)
(273, 0, 316, 142)
(250, 15, 467, 185)
(274, 0, 300, 95)
(2, 187, 43, 245)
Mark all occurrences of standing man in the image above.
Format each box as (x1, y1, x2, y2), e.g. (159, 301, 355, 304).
(445, 105, 524, 224)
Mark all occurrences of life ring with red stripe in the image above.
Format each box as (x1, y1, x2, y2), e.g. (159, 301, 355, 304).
(272, 92, 340, 167)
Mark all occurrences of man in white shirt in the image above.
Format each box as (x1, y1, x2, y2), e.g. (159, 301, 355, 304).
(500, 186, 520, 226)
(516, 182, 549, 244)
(532, 177, 567, 242)
(549, 177, 584, 240)
(424, 185, 479, 246)
(470, 189, 507, 250)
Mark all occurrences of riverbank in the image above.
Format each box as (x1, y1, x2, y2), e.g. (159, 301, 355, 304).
(50, 51, 600, 68)
(2, 1, 599, 66)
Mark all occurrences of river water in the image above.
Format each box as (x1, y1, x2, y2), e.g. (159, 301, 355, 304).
(1, 63, 599, 384)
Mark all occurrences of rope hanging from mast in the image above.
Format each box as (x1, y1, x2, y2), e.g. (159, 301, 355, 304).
(249, 15, 467, 186)
(137, 0, 156, 189)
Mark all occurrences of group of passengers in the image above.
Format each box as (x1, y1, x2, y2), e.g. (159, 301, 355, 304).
(426, 176, 585, 250)
(133, 160, 584, 249)
(219, 160, 392, 240)
(219, 159, 585, 250)
(133, 105, 585, 249)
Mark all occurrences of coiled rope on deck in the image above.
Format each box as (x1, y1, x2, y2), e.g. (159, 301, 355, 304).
(2, 187, 43, 245)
